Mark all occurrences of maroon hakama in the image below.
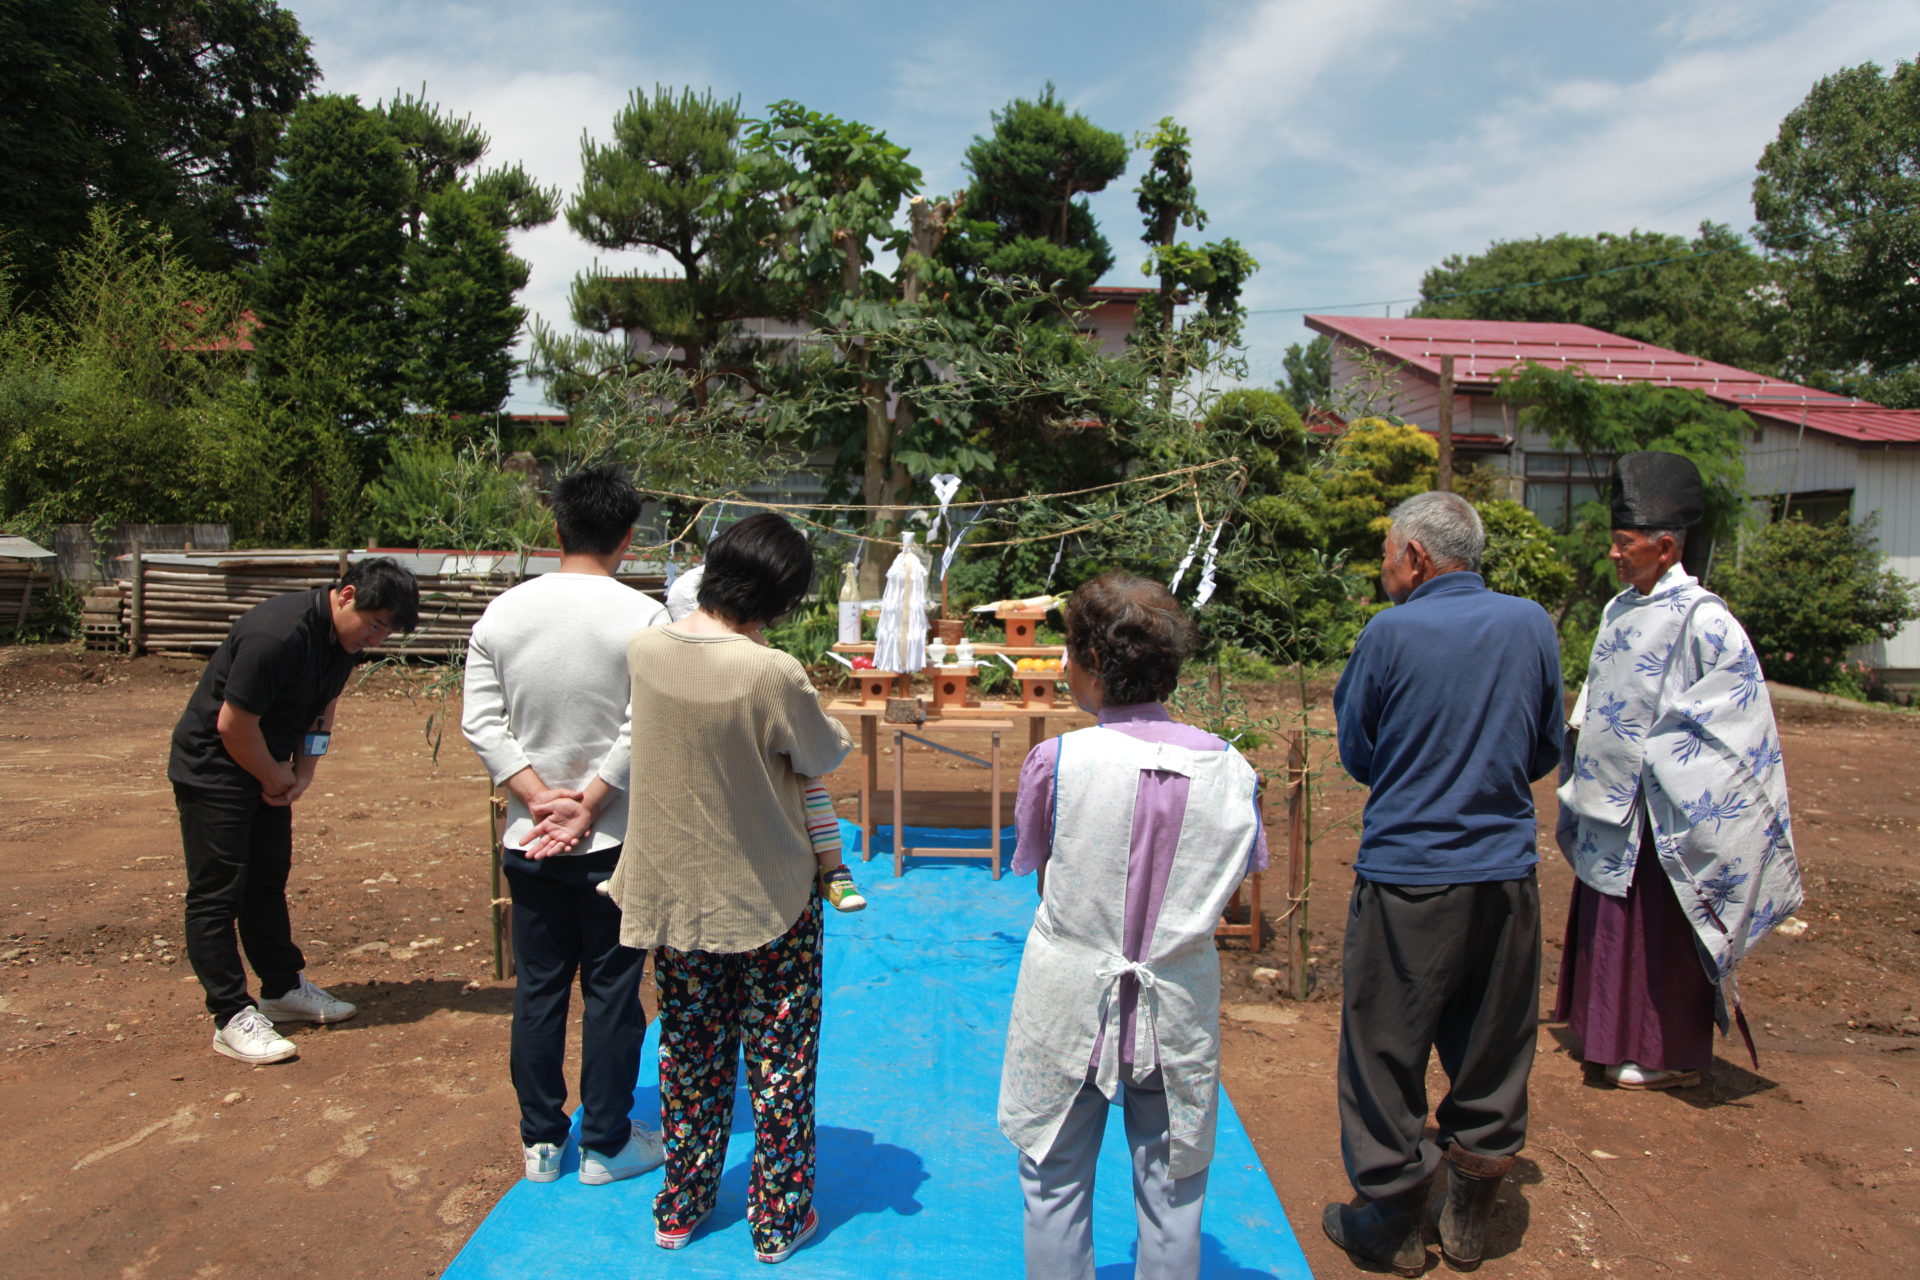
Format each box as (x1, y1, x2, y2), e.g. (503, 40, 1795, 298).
(1554, 842, 1717, 1072)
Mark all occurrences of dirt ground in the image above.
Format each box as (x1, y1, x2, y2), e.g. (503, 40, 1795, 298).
(0, 646, 1914, 1279)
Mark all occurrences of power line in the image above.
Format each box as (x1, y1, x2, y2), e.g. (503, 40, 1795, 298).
(1243, 202, 1916, 319)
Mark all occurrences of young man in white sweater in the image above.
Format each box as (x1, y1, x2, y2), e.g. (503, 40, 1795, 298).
(461, 466, 668, 1185)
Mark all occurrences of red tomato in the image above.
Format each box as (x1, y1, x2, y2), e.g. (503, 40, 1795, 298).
(851, 655, 874, 670)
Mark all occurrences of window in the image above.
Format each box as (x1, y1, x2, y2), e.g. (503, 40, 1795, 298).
(1523, 452, 1611, 532)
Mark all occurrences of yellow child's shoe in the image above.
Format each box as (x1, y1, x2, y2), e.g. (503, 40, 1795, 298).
(822, 865, 866, 912)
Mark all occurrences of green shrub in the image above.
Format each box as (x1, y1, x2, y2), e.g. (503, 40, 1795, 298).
(1714, 514, 1920, 691)
(1476, 499, 1576, 609)
(361, 440, 550, 550)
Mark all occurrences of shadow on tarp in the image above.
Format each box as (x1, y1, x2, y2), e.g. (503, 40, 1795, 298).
(441, 829, 1311, 1280)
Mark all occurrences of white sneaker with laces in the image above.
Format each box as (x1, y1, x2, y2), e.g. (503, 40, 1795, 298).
(212, 1006, 297, 1064)
(579, 1123, 665, 1184)
(523, 1142, 563, 1182)
(256, 973, 357, 1025)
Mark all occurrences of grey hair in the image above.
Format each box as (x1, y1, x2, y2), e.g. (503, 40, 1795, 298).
(1388, 491, 1485, 571)
(1644, 527, 1688, 552)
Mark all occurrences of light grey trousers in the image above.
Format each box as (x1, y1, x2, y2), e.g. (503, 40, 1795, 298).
(1016, 1067, 1210, 1280)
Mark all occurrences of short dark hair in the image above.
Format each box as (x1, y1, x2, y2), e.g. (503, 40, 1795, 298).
(553, 466, 642, 556)
(1063, 571, 1195, 705)
(338, 557, 420, 632)
(697, 512, 814, 625)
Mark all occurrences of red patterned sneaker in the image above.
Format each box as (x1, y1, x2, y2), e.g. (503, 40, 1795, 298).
(655, 1204, 712, 1250)
(755, 1208, 819, 1264)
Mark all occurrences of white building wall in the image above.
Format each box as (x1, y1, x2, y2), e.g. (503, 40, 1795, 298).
(1744, 420, 1858, 496)
(1850, 450, 1920, 671)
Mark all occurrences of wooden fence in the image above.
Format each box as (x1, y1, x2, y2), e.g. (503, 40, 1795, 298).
(0, 559, 57, 634)
(97, 547, 667, 658)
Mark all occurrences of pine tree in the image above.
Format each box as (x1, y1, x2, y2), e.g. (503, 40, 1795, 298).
(400, 185, 526, 416)
(252, 93, 410, 430)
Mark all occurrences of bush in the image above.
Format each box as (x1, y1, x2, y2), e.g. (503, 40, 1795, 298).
(1714, 514, 1920, 691)
(361, 440, 550, 550)
(1476, 499, 1576, 609)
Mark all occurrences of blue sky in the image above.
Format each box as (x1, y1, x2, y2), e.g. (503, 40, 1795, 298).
(289, 0, 1920, 411)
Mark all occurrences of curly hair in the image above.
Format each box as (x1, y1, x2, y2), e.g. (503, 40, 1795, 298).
(1063, 571, 1196, 706)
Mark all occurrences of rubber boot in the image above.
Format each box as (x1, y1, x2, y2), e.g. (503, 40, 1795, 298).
(1321, 1182, 1429, 1277)
(1430, 1146, 1514, 1271)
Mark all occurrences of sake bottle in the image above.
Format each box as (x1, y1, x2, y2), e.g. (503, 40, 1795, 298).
(837, 560, 862, 645)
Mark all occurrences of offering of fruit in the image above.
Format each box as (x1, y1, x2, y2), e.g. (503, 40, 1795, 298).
(851, 655, 875, 670)
(1015, 657, 1061, 673)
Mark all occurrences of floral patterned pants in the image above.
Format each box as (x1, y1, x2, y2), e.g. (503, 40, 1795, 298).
(653, 896, 823, 1254)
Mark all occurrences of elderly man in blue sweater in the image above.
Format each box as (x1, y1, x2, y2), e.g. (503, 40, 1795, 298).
(1322, 491, 1563, 1277)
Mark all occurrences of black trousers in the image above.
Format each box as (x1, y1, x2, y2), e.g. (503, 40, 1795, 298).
(503, 847, 647, 1157)
(1336, 873, 1541, 1200)
(175, 781, 305, 1026)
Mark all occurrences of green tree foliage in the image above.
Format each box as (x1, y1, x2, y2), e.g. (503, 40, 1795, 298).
(1716, 515, 1920, 691)
(1413, 224, 1779, 372)
(534, 87, 782, 403)
(252, 93, 410, 430)
(1476, 498, 1576, 607)
(399, 185, 527, 417)
(1754, 56, 1920, 402)
(0, 1, 317, 302)
(944, 87, 1127, 300)
(1132, 118, 1258, 391)
(361, 439, 549, 550)
(0, 209, 285, 536)
(1277, 335, 1331, 414)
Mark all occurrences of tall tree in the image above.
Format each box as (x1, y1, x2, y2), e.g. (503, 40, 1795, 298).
(1753, 56, 1920, 403)
(534, 86, 782, 402)
(1131, 117, 1258, 395)
(374, 90, 555, 416)
(1413, 224, 1780, 372)
(943, 86, 1127, 301)
(252, 93, 410, 431)
(0, 1, 317, 301)
(399, 185, 527, 417)
(1277, 335, 1331, 414)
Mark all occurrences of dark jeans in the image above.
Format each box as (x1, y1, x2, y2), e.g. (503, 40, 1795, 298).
(175, 781, 305, 1027)
(1337, 873, 1541, 1200)
(503, 847, 647, 1157)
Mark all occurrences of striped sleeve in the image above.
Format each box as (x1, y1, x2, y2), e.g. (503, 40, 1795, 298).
(803, 778, 842, 861)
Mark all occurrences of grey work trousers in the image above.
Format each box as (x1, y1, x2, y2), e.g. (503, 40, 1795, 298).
(1337, 873, 1541, 1201)
(1017, 1066, 1209, 1280)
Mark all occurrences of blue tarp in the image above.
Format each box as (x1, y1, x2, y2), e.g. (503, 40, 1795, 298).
(442, 822, 1314, 1278)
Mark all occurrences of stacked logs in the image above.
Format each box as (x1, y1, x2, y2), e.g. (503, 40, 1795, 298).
(116, 553, 666, 658)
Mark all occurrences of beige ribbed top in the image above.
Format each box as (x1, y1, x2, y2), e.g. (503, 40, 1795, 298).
(609, 627, 854, 953)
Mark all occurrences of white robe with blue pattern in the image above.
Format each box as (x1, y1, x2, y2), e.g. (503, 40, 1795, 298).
(1557, 566, 1802, 991)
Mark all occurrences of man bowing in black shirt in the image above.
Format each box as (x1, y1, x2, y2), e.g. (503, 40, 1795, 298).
(168, 557, 419, 1064)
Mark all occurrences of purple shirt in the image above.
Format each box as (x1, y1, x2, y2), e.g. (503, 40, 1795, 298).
(1013, 703, 1270, 1064)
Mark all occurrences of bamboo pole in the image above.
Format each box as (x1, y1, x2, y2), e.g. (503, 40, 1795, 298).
(1284, 730, 1310, 1000)
(129, 540, 144, 655)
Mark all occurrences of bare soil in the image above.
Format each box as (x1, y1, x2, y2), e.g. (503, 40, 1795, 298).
(0, 648, 1914, 1278)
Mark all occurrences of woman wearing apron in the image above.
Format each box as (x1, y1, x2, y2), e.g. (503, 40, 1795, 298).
(998, 572, 1266, 1280)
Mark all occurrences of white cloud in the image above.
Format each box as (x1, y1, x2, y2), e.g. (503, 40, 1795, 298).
(1170, 0, 1449, 177)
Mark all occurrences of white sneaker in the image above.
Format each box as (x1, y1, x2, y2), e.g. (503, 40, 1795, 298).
(1606, 1060, 1703, 1090)
(523, 1141, 563, 1182)
(256, 973, 357, 1025)
(212, 1006, 297, 1064)
(579, 1123, 665, 1185)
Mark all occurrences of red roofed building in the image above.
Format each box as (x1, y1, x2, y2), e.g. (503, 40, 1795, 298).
(1307, 314, 1920, 674)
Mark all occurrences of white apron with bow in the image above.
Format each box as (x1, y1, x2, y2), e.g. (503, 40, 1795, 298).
(998, 726, 1260, 1180)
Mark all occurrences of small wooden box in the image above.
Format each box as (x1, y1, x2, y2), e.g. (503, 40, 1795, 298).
(996, 606, 1047, 647)
(1018, 675, 1058, 708)
(858, 672, 899, 706)
(929, 665, 975, 712)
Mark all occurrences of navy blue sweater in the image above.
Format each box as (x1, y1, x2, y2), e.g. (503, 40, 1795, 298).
(1333, 572, 1563, 885)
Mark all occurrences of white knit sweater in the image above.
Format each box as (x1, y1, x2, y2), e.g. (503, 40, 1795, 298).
(461, 573, 668, 852)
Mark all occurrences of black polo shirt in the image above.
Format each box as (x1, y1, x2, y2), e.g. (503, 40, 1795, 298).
(168, 588, 358, 793)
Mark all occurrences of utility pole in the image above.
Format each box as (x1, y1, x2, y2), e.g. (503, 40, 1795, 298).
(1436, 354, 1456, 492)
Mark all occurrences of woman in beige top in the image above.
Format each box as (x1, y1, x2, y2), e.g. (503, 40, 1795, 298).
(607, 512, 852, 1265)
